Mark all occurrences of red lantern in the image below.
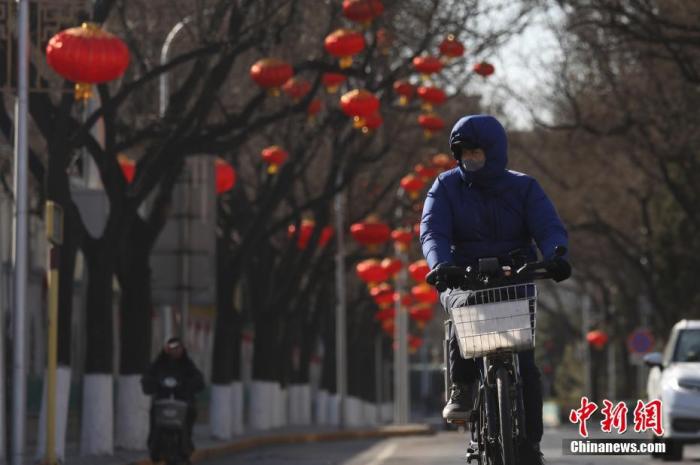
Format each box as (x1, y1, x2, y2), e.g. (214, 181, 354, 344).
(350, 215, 391, 250)
(381, 318, 395, 335)
(380, 257, 403, 278)
(395, 292, 414, 307)
(361, 112, 383, 134)
(322, 72, 347, 93)
(215, 158, 236, 194)
(375, 307, 395, 322)
(418, 113, 445, 138)
(307, 99, 322, 119)
(46, 22, 130, 100)
(118, 155, 135, 183)
(439, 35, 465, 59)
(408, 260, 430, 283)
(586, 330, 609, 350)
(414, 163, 439, 180)
(288, 219, 334, 250)
(393, 80, 415, 106)
(432, 152, 457, 171)
(473, 61, 495, 78)
(370, 283, 395, 308)
(250, 58, 294, 95)
(411, 282, 438, 304)
(261, 145, 289, 174)
(417, 86, 446, 111)
(413, 222, 421, 237)
(400, 174, 425, 200)
(343, 0, 384, 24)
(282, 77, 311, 101)
(390, 228, 413, 252)
(340, 89, 380, 129)
(410, 304, 434, 329)
(412, 56, 443, 77)
(376, 28, 393, 55)
(356, 259, 390, 285)
(325, 29, 365, 69)
(409, 335, 424, 353)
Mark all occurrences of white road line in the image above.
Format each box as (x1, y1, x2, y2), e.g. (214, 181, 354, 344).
(364, 442, 398, 465)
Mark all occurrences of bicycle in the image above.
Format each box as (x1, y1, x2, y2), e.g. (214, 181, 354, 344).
(428, 246, 566, 465)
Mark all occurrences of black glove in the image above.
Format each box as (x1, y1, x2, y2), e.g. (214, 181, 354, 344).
(425, 265, 447, 292)
(426, 263, 466, 292)
(546, 257, 571, 282)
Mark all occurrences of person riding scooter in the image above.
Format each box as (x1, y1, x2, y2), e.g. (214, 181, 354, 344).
(142, 337, 205, 462)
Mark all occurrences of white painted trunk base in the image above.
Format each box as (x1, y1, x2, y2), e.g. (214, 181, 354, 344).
(287, 384, 311, 426)
(363, 403, 377, 426)
(327, 394, 340, 426)
(298, 384, 311, 425)
(248, 381, 272, 430)
(381, 403, 393, 423)
(80, 374, 114, 455)
(315, 390, 328, 425)
(115, 375, 150, 450)
(36, 366, 71, 460)
(231, 382, 244, 435)
(276, 386, 287, 427)
(210, 384, 234, 440)
(345, 397, 362, 427)
(287, 385, 299, 425)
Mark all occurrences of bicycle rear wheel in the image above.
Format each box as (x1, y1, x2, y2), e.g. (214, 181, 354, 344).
(496, 367, 515, 465)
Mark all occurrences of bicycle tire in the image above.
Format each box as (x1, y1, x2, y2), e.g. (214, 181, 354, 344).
(496, 367, 515, 465)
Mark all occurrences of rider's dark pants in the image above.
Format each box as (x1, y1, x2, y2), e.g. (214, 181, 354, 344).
(443, 290, 543, 443)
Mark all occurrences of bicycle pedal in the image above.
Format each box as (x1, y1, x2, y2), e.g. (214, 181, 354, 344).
(448, 418, 467, 425)
(465, 450, 480, 464)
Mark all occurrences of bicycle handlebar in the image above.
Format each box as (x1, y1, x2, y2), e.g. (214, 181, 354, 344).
(426, 245, 567, 291)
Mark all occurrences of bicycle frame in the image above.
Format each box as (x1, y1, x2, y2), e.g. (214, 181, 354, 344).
(444, 319, 527, 465)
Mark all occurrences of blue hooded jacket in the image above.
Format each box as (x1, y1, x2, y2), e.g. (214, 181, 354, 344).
(420, 115, 568, 269)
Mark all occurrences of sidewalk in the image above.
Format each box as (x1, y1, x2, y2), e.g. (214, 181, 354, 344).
(57, 422, 434, 465)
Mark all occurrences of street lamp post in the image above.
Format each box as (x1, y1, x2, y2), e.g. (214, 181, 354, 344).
(159, 16, 196, 340)
(11, 1, 30, 465)
(334, 185, 347, 428)
(393, 191, 410, 424)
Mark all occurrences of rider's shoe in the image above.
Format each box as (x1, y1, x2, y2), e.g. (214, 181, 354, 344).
(442, 383, 474, 421)
(519, 442, 545, 465)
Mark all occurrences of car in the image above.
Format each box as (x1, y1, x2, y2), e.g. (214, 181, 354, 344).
(645, 319, 700, 461)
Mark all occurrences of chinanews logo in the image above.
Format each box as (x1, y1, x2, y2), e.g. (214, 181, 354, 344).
(569, 397, 664, 437)
(562, 397, 667, 456)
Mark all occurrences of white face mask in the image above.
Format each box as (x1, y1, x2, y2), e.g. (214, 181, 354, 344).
(462, 158, 486, 172)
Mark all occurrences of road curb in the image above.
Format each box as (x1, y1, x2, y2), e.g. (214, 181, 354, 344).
(126, 424, 434, 465)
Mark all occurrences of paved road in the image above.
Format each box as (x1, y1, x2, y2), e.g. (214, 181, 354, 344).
(199, 425, 700, 465)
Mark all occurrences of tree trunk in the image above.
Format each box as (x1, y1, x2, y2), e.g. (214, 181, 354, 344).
(83, 242, 115, 373)
(117, 231, 152, 375)
(211, 243, 241, 384)
(210, 239, 245, 438)
(251, 317, 280, 381)
(57, 210, 80, 365)
(80, 239, 116, 454)
(115, 222, 153, 450)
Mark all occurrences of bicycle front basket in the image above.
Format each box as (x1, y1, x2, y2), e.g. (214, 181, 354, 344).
(449, 283, 537, 358)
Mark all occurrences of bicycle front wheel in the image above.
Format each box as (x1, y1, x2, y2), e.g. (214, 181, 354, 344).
(496, 367, 515, 465)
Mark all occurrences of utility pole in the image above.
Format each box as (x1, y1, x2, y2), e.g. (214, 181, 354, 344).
(393, 192, 410, 424)
(582, 294, 592, 398)
(11, 1, 30, 465)
(44, 202, 64, 465)
(393, 250, 409, 424)
(334, 186, 347, 428)
(607, 305, 616, 400)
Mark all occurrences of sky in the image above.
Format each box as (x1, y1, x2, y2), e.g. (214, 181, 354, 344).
(469, 2, 565, 130)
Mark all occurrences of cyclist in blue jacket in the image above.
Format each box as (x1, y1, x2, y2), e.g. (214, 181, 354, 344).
(420, 114, 570, 465)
